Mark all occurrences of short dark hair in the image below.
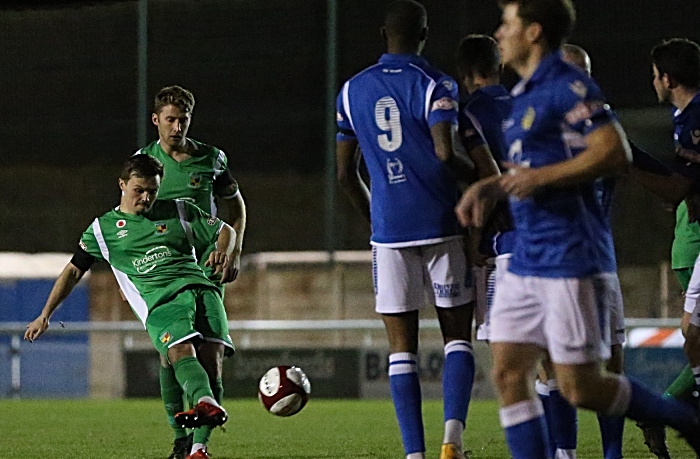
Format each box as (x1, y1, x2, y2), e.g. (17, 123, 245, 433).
(651, 38, 700, 88)
(384, 0, 427, 41)
(499, 0, 575, 51)
(154, 85, 195, 114)
(120, 155, 164, 182)
(456, 34, 501, 80)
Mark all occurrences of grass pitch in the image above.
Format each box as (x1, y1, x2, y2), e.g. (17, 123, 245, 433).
(0, 398, 695, 458)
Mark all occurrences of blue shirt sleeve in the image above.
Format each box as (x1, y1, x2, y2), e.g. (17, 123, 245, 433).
(557, 75, 615, 135)
(427, 77, 459, 127)
(336, 81, 356, 142)
(459, 107, 487, 152)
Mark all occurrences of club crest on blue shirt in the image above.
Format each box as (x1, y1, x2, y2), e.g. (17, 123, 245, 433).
(189, 173, 202, 188)
(386, 157, 406, 184)
(521, 107, 536, 130)
(155, 222, 168, 234)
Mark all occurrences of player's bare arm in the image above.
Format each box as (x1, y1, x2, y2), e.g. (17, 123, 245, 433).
(431, 121, 476, 185)
(501, 122, 631, 199)
(337, 138, 371, 223)
(630, 168, 693, 205)
(466, 143, 501, 180)
(25, 262, 86, 342)
(222, 192, 246, 281)
(206, 224, 237, 283)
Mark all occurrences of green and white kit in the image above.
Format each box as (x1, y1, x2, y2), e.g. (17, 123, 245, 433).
(136, 139, 238, 287)
(79, 199, 234, 355)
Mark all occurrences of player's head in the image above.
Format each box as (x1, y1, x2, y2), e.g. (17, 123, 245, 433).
(152, 85, 195, 150)
(118, 155, 164, 215)
(495, 0, 575, 70)
(561, 43, 591, 76)
(381, 0, 428, 54)
(456, 34, 502, 93)
(651, 38, 700, 103)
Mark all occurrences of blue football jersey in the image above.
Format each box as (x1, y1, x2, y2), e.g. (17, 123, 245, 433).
(671, 92, 700, 180)
(459, 85, 516, 256)
(336, 53, 461, 246)
(504, 52, 617, 278)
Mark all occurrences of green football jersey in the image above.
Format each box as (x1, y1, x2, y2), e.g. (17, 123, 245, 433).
(79, 199, 224, 324)
(672, 200, 700, 270)
(136, 138, 239, 216)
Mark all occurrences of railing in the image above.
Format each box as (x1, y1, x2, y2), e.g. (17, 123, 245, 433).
(0, 318, 682, 399)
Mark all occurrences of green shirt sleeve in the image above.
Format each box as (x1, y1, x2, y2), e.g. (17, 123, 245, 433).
(181, 200, 224, 248)
(79, 220, 105, 261)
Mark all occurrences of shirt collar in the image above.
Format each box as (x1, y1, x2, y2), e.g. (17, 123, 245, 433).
(378, 53, 427, 67)
(673, 91, 700, 121)
(511, 51, 563, 96)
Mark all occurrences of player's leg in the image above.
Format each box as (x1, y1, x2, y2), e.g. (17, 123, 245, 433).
(146, 290, 227, 432)
(189, 288, 235, 457)
(547, 275, 700, 456)
(488, 270, 551, 458)
(685, 301, 700, 398)
(663, 268, 697, 400)
(426, 239, 476, 459)
(160, 352, 192, 459)
(374, 245, 425, 459)
(597, 275, 626, 459)
(538, 354, 577, 459)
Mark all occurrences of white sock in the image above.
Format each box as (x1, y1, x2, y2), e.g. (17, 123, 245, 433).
(443, 418, 464, 448)
(555, 449, 576, 459)
(406, 453, 426, 459)
(191, 443, 206, 454)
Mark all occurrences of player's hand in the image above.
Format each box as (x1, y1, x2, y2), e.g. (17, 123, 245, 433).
(456, 183, 490, 228)
(24, 315, 49, 342)
(206, 250, 236, 284)
(500, 162, 543, 199)
(227, 251, 241, 282)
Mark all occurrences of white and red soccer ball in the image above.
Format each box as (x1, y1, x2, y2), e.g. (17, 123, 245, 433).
(258, 365, 311, 416)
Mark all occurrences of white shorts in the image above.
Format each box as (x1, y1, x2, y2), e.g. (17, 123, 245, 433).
(489, 269, 614, 365)
(603, 272, 626, 346)
(372, 238, 474, 314)
(685, 296, 700, 327)
(475, 255, 509, 341)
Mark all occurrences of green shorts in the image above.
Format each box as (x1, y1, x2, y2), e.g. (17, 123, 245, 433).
(674, 267, 694, 292)
(198, 243, 225, 298)
(146, 286, 234, 357)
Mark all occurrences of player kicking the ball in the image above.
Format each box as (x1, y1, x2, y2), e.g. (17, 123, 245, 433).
(25, 155, 234, 459)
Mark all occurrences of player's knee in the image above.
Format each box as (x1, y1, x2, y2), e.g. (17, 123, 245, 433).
(557, 376, 599, 408)
(683, 324, 700, 357)
(491, 364, 528, 393)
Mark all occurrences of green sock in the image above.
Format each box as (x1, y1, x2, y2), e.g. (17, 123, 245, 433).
(172, 356, 214, 405)
(664, 364, 696, 399)
(193, 426, 214, 447)
(160, 365, 188, 439)
(211, 377, 224, 405)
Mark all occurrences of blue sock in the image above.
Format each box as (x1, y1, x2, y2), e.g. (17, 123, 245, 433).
(442, 340, 475, 424)
(611, 376, 698, 434)
(597, 413, 624, 459)
(535, 380, 555, 459)
(548, 384, 577, 454)
(500, 399, 551, 459)
(389, 352, 424, 455)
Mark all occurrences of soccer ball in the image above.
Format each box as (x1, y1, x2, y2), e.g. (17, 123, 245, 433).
(258, 365, 311, 416)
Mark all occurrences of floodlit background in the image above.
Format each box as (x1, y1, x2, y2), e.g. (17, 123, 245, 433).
(0, 0, 698, 400)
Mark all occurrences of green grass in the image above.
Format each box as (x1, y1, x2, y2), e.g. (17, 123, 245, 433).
(0, 398, 695, 458)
